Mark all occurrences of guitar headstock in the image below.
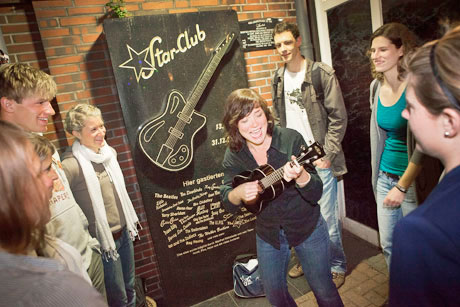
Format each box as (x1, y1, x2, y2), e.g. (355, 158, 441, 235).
(297, 142, 326, 167)
(215, 32, 236, 55)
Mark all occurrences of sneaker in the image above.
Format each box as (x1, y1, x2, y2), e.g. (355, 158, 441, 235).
(332, 272, 345, 288)
(288, 263, 304, 278)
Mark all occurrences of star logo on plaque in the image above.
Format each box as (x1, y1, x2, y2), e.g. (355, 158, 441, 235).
(119, 45, 155, 83)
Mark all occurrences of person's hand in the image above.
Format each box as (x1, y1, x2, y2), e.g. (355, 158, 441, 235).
(233, 180, 260, 204)
(283, 156, 303, 182)
(383, 186, 405, 207)
(313, 157, 331, 169)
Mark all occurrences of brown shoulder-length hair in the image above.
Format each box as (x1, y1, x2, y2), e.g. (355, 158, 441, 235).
(405, 25, 460, 115)
(223, 88, 274, 152)
(0, 121, 50, 254)
(368, 22, 417, 82)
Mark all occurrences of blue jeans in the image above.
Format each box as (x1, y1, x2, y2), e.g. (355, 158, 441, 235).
(103, 228, 136, 307)
(257, 217, 343, 307)
(317, 167, 347, 274)
(376, 170, 417, 269)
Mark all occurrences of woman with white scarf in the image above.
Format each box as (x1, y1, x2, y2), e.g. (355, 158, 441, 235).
(62, 103, 140, 307)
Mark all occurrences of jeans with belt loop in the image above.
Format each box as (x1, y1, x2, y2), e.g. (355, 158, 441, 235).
(317, 167, 347, 274)
(102, 227, 136, 307)
(376, 170, 417, 269)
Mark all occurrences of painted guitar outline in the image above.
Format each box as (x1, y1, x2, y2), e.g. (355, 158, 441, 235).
(137, 32, 236, 171)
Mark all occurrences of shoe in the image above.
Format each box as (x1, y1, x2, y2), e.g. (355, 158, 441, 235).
(288, 263, 304, 278)
(332, 272, 345, 288)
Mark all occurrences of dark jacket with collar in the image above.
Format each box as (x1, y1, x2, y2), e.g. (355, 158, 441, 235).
(220, 126, 322, 249)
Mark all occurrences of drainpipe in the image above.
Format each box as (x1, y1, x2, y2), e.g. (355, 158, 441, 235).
(294, 0, 314, 60)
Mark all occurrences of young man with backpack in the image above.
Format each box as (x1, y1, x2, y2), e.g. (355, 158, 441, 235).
(271, 21, 348, 288)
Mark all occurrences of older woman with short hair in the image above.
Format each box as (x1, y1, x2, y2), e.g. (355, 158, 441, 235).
(62, 103, 140, 307)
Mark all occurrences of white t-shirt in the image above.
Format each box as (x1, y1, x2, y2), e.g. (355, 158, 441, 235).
(284, 67, 316, 146)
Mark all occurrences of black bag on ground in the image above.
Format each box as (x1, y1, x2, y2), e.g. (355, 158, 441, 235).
(232, 254, 265, 298)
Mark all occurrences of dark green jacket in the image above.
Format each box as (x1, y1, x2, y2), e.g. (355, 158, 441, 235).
(220, 126, 322, 249)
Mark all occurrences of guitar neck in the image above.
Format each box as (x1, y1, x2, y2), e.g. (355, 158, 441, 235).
(183, 34, 234, 117)
(259, 167, 284, 189)
(258, 158, 316, 189)
(183, 52, 224, 116)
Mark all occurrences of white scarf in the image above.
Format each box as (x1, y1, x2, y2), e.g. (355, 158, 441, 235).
(72, 140, 140, 261)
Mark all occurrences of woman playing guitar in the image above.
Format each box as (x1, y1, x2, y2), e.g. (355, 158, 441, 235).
(219, 88, 343, 307)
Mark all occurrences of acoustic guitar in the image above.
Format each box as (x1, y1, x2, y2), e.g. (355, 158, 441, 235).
(137, 33, 236, 172)
(232, 142, 325, 215)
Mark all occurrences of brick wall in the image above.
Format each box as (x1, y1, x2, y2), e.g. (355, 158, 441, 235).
(1, 0, 297, 301)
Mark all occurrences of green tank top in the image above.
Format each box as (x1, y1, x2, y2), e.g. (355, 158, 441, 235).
(377, 90, 409, 176)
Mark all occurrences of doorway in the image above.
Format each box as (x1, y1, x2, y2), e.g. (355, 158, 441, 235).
(315, 0, 381, 246)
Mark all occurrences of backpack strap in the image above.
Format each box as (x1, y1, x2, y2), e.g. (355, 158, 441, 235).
(273, 66, 284, 100)
(311, 62, 324, 102)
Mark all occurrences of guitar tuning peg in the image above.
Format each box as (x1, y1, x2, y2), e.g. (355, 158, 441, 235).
(300, 144, 306, 151)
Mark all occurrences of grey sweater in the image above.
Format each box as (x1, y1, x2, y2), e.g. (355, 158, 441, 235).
(45, 151, 100, 271)
(0, 251, 107, 306)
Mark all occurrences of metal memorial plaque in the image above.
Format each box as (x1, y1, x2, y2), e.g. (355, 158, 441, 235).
(104, 10, 255, 307)
(239, 18, 283, 52)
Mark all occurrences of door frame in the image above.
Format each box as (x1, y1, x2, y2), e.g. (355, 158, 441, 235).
(314, 0, 383, 246)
